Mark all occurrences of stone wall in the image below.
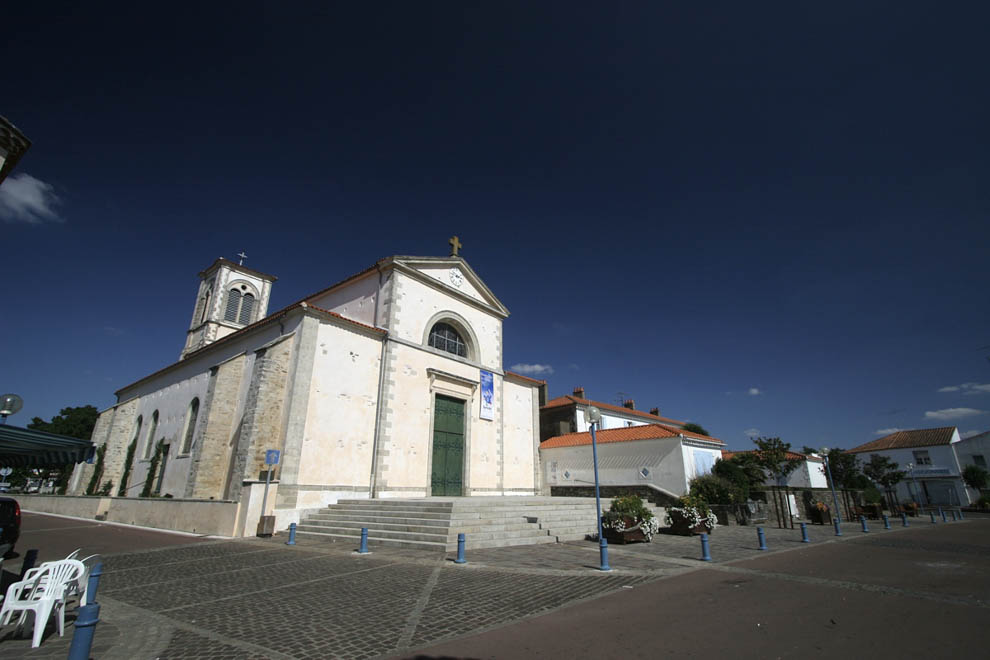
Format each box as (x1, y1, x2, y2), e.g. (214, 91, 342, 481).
(228, 337, 293, 499)
(185, 354, 247, 499)
(101, 398, 140, 494)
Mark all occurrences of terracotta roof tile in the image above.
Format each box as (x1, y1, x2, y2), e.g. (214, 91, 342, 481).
(541, 423, 723, 449)
(847, 427, 958, 453)
(721, 449, 819, 462)
(542, 395, 685, 426)
(504, 370, 547, 385)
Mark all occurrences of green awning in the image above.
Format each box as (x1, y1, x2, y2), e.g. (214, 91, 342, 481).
(0, 424, 96, 467)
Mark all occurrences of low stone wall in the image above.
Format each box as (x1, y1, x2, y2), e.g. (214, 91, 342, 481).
(15, 483, 277, 538)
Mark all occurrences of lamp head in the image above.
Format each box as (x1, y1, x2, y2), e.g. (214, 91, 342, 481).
(0, 393, 23, 417)
(586, 406, 602, 425)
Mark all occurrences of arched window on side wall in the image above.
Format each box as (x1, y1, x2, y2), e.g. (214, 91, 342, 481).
(428, 322, 467, 358)
(180, 398, 199, 454)
(144, 410, 159, 459)
(132, 415, 143, 447)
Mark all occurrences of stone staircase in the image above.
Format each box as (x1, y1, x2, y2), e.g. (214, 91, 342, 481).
(294, 497, 653, 551)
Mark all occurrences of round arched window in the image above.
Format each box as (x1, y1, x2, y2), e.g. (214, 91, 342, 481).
(428, 322, 467, 357)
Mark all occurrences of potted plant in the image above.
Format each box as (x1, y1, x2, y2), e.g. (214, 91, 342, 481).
(601, 495, 661, 544)
(808, 500, 831, 525)
(664, 495, 718, 535)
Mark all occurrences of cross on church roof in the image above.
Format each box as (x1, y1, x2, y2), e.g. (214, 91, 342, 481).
(237, 251, 248, 265)
(449, 235, 462, 257)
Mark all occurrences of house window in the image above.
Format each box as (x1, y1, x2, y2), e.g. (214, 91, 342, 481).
(428, 322, 467, 357)
(973, 455, 987, 468)
(144, 410, 159, 459)
(912, 450, 932, 466)
(180, 398, 199, 454)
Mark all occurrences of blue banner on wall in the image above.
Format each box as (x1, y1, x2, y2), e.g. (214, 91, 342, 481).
(480, 370, 494, 420)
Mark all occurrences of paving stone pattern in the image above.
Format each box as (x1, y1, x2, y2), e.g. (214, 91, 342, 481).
(0, 515, 962, 659)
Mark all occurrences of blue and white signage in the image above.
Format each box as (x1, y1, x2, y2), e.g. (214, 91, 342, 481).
(265, 449, 281, 465)
(479, 370, 494, 420)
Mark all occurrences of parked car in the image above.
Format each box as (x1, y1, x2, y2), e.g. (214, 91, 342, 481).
(0, 496, 21, 555)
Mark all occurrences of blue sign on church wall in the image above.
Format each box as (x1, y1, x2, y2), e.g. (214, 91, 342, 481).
(265, 449, 280, 465)
(479, 370, 494, 420)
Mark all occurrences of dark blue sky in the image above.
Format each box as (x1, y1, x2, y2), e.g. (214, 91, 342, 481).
(2, 2, 988, 449)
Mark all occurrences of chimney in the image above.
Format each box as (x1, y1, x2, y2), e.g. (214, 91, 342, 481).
(572, 387, 585, 399)
(650, 407, 660, 416)
(623, 399, 635, 410)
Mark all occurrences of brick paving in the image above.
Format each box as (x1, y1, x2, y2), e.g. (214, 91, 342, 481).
(0, 514, 971, 659)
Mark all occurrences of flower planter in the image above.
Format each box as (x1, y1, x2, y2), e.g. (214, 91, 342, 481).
(602, 514, 658, 544)
(809, 509, 832, 525)
(665, 510, 715, 536)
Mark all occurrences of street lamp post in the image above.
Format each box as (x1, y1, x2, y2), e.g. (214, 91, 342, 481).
(821, 447, 842, 524)
(587, 406, 610, 572)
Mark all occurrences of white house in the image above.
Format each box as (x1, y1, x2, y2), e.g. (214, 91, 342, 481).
(540, 423, 725, 500)
(721, 450, 829, 489)
(847, 427, 970, 506)
(540, 387, 685, 441)
(70, 248, 545, 534)
(949, 430, 990, 501)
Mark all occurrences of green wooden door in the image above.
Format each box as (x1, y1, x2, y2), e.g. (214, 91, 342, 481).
(431, 395, 465, 496)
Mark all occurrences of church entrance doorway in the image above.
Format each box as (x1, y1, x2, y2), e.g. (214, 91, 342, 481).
(431, 395, 465, 496)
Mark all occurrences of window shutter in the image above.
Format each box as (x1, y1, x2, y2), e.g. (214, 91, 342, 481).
(239, 293, 255, 324)
(224, 289, 241, 322)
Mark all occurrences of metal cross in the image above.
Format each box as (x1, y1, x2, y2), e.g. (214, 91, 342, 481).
(448, 236, 462, 257)
(237, 251, 248, 265)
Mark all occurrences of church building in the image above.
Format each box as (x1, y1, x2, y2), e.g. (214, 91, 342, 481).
(70, 243, 546, 532)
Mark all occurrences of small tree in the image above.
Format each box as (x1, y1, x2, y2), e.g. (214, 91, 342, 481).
(118, 439, 137, 496)
(712, 456, 763, 502)
(863, 454, 905, 510)
(753, 437, 801, 528)
(962, 464, 989, 492)
(824, 449, 862, 519)
(681, 422, 710, 436)
(689, 473, 737, 505)
(140, 440, 165, 498)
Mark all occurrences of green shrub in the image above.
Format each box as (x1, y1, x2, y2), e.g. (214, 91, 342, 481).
(863, 486, 883, 504)
(607, 495, 653, 521)
(976, 495, 990, 510)
(689, 474, 737, 504)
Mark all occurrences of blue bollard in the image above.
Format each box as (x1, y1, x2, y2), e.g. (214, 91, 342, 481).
(358, 527, 370, 554)
(882, 514, 891, 529)
(700, 533, 712, 561)
(958, 509, 965, 520)
(800, 522, 810, 543)
(860, 516, 869, 533)
(86, 562, 103, 604)
(757, 526, 768, 551)
(901, 512, 908, 527)
(599, 536, 611, 571)
(454, 533, 467, 564)
(834, 519, 842, 536)
(951, 509, 958, 521)
(67, 602, 100, 660)
(286, 522, 297, 545)
(930, 511, 937, 524)
(940, 507, 947, 523)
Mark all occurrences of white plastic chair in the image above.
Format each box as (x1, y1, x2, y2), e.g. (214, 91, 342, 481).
(72, 554, 102, 606)
(0, 559, 84, 647)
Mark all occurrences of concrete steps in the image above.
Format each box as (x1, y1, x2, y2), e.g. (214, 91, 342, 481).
(293, 496, 613, 551)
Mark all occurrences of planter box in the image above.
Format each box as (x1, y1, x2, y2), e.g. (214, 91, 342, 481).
(808, 509, 832, 525)
(603, 515, 649, 544)
(666, 511, 714, 536)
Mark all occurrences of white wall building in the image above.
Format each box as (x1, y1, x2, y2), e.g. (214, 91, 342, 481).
(721, 450, 829, 489)
(540, 423, 725, 500)
(70, 250, 546, 532)
(847, 427, 971, 506)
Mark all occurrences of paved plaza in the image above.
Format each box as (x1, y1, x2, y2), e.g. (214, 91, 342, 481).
(1, 513, 987, 658)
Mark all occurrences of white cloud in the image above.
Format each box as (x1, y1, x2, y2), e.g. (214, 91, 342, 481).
(924, 408, 987, 421)
(509, 363, 554, 376)
(961, 429, 985, 439)
(0, 173, 63, 223)
(103, 326, 125, 337)
(874, 428, 904, 435)
(937, 382, 990, 395)
(743, 428, 761, 438)
(748, 387, 762, 396)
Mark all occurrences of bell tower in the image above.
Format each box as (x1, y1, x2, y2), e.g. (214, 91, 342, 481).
(181, 256, 277, 359)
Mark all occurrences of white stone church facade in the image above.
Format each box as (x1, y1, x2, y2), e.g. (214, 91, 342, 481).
(70, 253, 545, 531)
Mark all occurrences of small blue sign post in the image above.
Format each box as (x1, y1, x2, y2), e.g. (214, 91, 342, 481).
(258, 449, 280, 537)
